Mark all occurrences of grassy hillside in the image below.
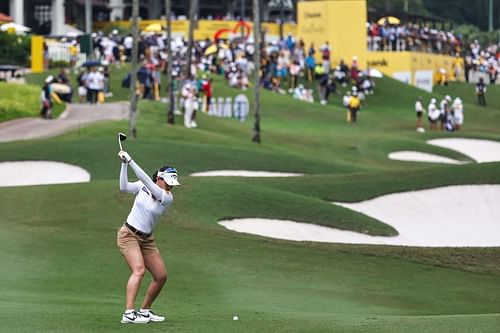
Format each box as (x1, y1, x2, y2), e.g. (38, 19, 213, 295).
(0, 82, 65, 122)
(1, 68, 499, 332)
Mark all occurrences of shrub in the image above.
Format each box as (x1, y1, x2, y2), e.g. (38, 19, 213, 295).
(0, 32, 31, 67)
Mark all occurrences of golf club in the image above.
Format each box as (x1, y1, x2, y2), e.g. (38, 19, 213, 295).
(118, 132, 127, 151)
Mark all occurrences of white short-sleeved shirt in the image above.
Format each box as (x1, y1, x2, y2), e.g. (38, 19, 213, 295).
(126, 181, 173, 234)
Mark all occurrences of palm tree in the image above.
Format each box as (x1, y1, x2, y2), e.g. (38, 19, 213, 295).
(129, 0, 139, 138)
(165, 0, 175, 124)
(252, 0, 261, 143)
(185, 0, 198, 78)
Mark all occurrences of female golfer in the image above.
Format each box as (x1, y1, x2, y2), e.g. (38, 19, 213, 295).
(116, 150, 180, 324)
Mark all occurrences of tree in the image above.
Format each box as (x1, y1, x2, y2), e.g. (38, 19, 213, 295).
(165, 0, 175, 124)
(185, 0, 198, 78)
(129, 0, 139, 138)
(252, 0, 261, 144)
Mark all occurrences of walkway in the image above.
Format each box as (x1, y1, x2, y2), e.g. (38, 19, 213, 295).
(0, 102, 129, 142)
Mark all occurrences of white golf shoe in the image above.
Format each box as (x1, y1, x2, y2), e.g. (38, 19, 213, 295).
(138, 309, 166, 322)
(121, 310, 150, 324)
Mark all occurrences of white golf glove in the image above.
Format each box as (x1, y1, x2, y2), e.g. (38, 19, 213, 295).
(118, 150, 132, 164)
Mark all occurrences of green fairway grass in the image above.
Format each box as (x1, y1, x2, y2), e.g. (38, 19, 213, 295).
(1, 69, 499, 332)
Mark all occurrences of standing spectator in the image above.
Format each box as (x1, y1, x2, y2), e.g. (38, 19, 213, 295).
(452, 53, 463, 81)
(77, 68, 88, 103)
(102, 63, 112, 97)
(201, 76, 212, 112)
(348, 92, 361, 123)
(305, 54, 315, 82)
(318, 73, 328, 105)
(85, 67, 102, 104)
(476, 78, 487, 106)
(123, 34, 133, 61)
(40, 76, 53, 119)
(321, 42, 331, 74)
(464, 56, 472, 83)
(415, 96, 425, 132)
(427, 98, 439, 130)
(69, 40, 79, 71)
(452, 97, 464, 131)
(288, 60, 300, 93)
(439, 95, 452, 131)
(488, 64, 498, 84)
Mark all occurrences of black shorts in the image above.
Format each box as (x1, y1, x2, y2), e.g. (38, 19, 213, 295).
(416, 111, 423, 118)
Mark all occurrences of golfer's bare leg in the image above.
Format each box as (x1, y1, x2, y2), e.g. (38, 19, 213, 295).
(141, 251, 167, 309)
(123, 249, 146, 309)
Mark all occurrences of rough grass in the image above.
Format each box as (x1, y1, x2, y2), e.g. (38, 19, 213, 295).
(0, 82, 65, 122)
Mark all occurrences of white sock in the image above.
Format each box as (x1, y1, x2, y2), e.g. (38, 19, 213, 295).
(125, 309, 135, 314)
(139, 308, 150, 313)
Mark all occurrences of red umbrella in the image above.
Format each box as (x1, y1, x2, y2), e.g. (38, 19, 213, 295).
(0, 12, 13, 23)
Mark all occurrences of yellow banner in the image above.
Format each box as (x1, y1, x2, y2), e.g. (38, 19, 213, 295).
(298, 0, 367, 69)
(366, 51, 463, 88)
(31, 35, 44, 73)
(95, 19, 296, 41)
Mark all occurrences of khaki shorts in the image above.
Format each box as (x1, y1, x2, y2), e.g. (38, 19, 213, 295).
(117, 224, 158, 255)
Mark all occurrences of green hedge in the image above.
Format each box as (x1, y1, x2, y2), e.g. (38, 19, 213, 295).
(0, 32, 31, 67)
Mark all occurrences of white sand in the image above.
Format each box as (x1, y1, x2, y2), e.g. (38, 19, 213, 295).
(0, 161, 91, 187)
(427, 138, 500, 163)
(388, 151, 467, 164)
(190, 170, 304, 177)
(219, 185, 500, 247)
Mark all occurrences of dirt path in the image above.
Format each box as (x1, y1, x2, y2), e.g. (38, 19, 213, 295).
(0, 102, 129, 142)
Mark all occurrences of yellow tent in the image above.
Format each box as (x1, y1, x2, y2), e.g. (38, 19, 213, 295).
(377, 16, 401, 25)
(144, 23, 163, 32)
(204, 44, 218, 55)
(204, 43, 229, 56)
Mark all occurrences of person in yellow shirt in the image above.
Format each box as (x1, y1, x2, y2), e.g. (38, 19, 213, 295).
(452, 53, 464, 81)
(69, 40, 79, 69)
(348, 92, 361, 123)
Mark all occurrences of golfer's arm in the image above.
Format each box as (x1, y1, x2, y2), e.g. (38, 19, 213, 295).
(119, 163, 140, 193)
(129, 160, 165, 200)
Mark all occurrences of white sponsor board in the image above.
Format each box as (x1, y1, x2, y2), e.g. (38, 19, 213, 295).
(392, 71, 411, 84)
(414, 70, 433, 93)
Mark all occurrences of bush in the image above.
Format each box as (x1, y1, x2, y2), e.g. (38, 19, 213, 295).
(0, 32, 31, 67)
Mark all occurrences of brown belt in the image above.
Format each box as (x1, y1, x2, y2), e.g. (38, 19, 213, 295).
(125, 222, 152, 238)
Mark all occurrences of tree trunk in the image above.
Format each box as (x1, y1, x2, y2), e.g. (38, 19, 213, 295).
(252, 0, 261, 144)
(185, 0, 198, 78)
(165, 0, 175, 124)
(129, 0, 139, 138)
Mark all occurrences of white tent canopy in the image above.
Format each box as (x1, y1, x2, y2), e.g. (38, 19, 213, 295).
(0, 22, 31, 33)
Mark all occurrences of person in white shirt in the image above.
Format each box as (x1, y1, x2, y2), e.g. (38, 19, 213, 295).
(85, 67, 103, 104)
(116, 150, 181, 324)
(427, 98, 439, 130)
(415, 96, 425, 132)
(452, 97, 464, 131)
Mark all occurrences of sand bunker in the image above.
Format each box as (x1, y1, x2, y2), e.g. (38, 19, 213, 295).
(219, 185, 500, 247)
(388, 151, 466, 164)
(190, 170, 303, 177)
(427, 138, 500, 163)
(0, 161, 91, 187)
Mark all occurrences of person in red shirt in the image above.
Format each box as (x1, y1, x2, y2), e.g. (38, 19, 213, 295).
(201, 76, 212, 112)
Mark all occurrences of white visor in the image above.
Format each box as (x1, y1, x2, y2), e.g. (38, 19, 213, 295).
(158, 171, 181, 186)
